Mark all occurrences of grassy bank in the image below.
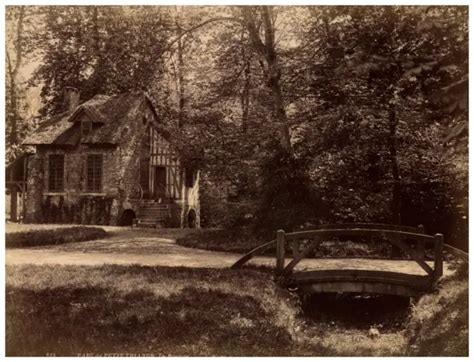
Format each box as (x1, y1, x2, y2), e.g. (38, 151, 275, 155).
(6, 226, 107, 248)
(405, 263, 469, 356)
(6, 265, 302, 356)
(6, 262, 468, 356)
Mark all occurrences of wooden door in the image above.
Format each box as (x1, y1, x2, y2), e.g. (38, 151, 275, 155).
(154, 166, 167, 199)
(139, 158, 150, 198)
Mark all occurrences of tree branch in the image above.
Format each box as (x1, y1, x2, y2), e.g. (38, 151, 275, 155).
(163, 16, 244, 54)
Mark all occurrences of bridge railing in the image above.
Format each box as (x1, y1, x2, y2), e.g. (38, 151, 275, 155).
(231, 224, 444, 283)
(276, 227, 444, 282)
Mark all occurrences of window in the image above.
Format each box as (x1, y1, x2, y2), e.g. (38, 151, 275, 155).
(185, 168, 195, 188)
(49, 154, 64, 192)
(87, 154, 103, 192)
(81, 121, 92, 137)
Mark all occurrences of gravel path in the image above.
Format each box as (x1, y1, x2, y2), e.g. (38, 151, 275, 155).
(6, 224, 453, 276)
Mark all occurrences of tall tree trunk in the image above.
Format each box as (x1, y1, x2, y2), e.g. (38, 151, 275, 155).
(6, 6, 25, 153)
(240, 55, 250, 132)
(175, 6, 185, 128)
(243, 6, 292, 152)
(8, 67, 18, 147)
(389, 103, 401, 224)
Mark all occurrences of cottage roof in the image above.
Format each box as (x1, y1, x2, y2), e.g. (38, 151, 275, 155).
(23, 92, 157, 146)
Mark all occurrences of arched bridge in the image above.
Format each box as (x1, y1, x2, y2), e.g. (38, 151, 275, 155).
(231, 224, 445, 297)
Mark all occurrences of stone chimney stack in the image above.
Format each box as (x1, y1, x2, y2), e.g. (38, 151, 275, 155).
(63, 86, 80, 112)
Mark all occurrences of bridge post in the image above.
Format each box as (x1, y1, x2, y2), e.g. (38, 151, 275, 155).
(416, 224, 425, 258)
(434, 233, 444, 281)
(276, 230, 285, 274)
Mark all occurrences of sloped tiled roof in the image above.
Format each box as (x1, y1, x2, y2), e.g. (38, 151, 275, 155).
(23, 92, 156, 146)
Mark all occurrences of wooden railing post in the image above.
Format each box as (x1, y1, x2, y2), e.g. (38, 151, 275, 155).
(416, 224, 425, 258)
(276, 230, 285, 274)
(434, 233, 444, 281)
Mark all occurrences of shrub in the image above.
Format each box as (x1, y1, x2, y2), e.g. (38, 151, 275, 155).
(200, 192, 257, 229)
(176, 228, 265, 254)
(254, 144, 320, 236)
(6, 227, 107, 248)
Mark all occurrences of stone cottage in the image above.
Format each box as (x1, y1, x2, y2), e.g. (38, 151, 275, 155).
(21, 87, 200, 228)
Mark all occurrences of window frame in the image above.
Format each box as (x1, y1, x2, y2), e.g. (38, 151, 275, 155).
(48, 154, 65, 192)
(81, 120, 93, 137)
(86, 154, 103, 192)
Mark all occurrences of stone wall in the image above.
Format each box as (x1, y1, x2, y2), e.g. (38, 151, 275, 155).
(177, 170, 201, 228)
(24, 152, 44, 223)
(25, 145, 122, 225)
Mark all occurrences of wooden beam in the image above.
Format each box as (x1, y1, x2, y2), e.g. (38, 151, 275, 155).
(283, 237, 321, 276)
(298, 281, 424, 297)
(276, 230, 285, 274)
(291, 269, 431, 288)
(444, 243, 468, 262)
(434, 233, 444, 281)
(306, 223, 424, 233)
(231, 239, 276, 269)
(285, 229, 435, 243)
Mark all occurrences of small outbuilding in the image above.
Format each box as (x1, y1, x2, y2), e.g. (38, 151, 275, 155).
(20, 87, 200, 228)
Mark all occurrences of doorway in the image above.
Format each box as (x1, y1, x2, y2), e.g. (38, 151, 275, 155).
(153, 166, 167, 199)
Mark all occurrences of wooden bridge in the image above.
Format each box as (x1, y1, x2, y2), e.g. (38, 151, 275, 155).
(231, 224, 445, 297)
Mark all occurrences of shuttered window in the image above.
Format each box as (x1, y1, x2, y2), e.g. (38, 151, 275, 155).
(87, 154, 103, 192)
(49, 154, 64, 192)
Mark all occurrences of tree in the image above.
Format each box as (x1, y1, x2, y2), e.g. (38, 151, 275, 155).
(285, 6, 467, 243)
(6, 6, 40, 161)
(32, 6, 172, 116)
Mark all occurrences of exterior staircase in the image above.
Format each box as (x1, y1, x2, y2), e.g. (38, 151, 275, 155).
(133, 199, 172, 228)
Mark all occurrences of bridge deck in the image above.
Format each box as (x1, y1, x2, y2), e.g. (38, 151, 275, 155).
(249, 257, 437, 276)
(248, 257, 452, 296)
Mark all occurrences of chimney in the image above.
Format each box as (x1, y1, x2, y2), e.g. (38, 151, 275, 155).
(63, 86, 80, 112)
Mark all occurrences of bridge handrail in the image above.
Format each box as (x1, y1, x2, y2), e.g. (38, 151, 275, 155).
(284, 228, 435, 242)
(444, 243, 468, 262)
(231, 225, 444, 283)
(278, 228, 443, 282)
(302, 223, 425, 233)
(230, 239, 276, 270)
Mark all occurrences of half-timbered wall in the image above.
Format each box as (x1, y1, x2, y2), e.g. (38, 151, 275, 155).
(149, 126, 182, 200)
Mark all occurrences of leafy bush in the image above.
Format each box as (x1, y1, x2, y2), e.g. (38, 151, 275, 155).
(254, 144, 321, 235)
(6, 227, 107, 248)
(200, 192, 257, 229)
(176, 229, 264, 254)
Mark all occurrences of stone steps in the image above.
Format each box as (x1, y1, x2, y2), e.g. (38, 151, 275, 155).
(134, 202, 172, 228)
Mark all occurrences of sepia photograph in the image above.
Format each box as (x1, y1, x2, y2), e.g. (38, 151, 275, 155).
(4, 3, 468, 357)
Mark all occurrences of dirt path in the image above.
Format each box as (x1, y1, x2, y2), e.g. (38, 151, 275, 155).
(6, 224, 454, 277)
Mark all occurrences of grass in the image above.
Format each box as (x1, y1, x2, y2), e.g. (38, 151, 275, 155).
(6, 226, 108, 248)
(6, 262, 468, 356)
(404, 263, 469, 356)
(6, 265, 303, 356)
